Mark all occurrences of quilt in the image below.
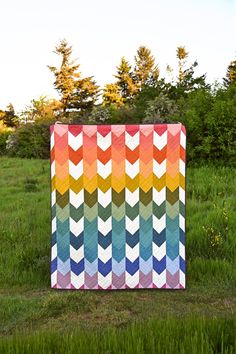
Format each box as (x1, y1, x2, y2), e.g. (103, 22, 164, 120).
(50, 123, 186, 289)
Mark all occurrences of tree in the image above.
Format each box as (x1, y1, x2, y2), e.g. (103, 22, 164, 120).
(176, 46, 188, 83)
(0, 103, 19, 127)
(143, 93, 178, 123)
(69, 77, 100, 112)
(48, 39, 80, 113)
(114, 57, 137, 101)
(48, 39, 99, 114)
(134, 46, 159, 89)
(224, 59, 236, 86)
(20, 96, 61, 123)
(102, 83, 124, 107)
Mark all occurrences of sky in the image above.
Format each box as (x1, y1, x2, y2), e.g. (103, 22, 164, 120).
(0, 0, 235, 113)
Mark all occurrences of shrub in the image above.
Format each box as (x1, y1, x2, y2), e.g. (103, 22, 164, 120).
(6, 121, 52, 159)
(0, 130, 12, 155)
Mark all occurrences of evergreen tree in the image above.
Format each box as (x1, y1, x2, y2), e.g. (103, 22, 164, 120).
(224, 59, 236, 86)
(176, 46, 188, 83)
(48, 39, 80, 113)
(174, 47, 207, 98)
(134, 46, 159, 89)
(114, 57, 137, 101)
(102, 83, 124, 106)
(0, 103, 19, 127)
(48, 39, 99, 114)
(69, 77, 100, 112)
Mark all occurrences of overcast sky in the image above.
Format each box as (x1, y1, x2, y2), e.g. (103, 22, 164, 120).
(0, 0, 235, 112)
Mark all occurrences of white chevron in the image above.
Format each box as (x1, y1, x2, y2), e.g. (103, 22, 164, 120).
(70, 217, 84, 236)
(179, 242, 185, 260)
(179, 159, 185, 177)
(153, 269, 166, 288)
(98, 245, 112, 263)
(68, 131, 82, 150)
(125, 131, 139, 150)
(153, 187, 166, 206)
(51, 131, 54, 149)
(180, 131, 186, 149)
(126, 188, 139, 207)
(70, 189, 84, 209)
(125, 216, 139, 234)
(71, 272, 84, 289)
(51, 160, 55, 178)
(69, 160, 83, 180)
(51, 243, 57, 260)
(97, 132, 111, 151)
(179, 187, 185, 204)
(51, 271, 57, 288)
(153, 159, 166, 178)
(126, 272, 139, 288)
(153, 242, 166, 261)
(153, 214, 166, 233)
(153, 131, 167, 150)
(97, 160, 111, 179)
(98, 273, 112, 289)
(52, 217, 56, 233)
(179, 215, 185, 232)
(70, 244, 84, 263)
(98, 217, 112, 235)
(179, 270, 186, 288)
(51, 190, 56, 207)
(98, 189, 112, 208)
(126, 244, 139, 262)
(125, 159, 139, 178)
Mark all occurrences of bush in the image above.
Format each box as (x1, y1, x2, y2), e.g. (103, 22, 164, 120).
(6, 121, 52, 159)
(174, 86, 236, 163)
(0, 130, 12, 155)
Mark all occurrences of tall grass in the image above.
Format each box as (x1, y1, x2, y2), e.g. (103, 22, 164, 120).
(0, 317, 235, 354)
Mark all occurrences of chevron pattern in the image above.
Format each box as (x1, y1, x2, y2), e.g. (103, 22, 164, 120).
(50, 123, 186, 289)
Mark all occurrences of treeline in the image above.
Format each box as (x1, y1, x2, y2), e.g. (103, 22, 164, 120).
(0, 39, 236, 162)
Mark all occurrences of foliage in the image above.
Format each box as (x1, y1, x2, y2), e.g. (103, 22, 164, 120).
(20, 96, 62, 122)
(134, 46, 159, 89)
(0, 103, 19, 127)
(114, 56, 137, 101)
(6, 121, 52, 159)
(176, 46, 188, 83)
(88, 104, 114, 124)
(176, 86, 236, 162)
(48, 39, 99, 115)
(102, 83, 124, 107)
(0, 121, 14, 155)
(143, 93, 178, 123)
(224, 58, 236, 86)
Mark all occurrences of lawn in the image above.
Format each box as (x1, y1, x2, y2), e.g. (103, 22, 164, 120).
(0, 157, 235, 353)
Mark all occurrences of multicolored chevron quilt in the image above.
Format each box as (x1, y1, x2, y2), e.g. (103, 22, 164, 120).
(50, 123, 186, 289)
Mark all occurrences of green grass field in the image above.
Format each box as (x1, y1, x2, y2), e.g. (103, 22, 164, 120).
(0, 157, 236, 353)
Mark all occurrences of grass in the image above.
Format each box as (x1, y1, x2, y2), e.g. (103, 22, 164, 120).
(0, 157, 235, 352)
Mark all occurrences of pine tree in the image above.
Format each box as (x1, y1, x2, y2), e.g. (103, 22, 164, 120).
(134, 46, 159, 89)
(176, 46, 188, 82)
(48, 39, 99, 114)
(0, 103, 19, 127)
(224, 59, 236, 86)
(102, 83, 124, 106)
(48, 39, 80, 113)
(69, 77, 100, 112)
(114, 57, 137, 101)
